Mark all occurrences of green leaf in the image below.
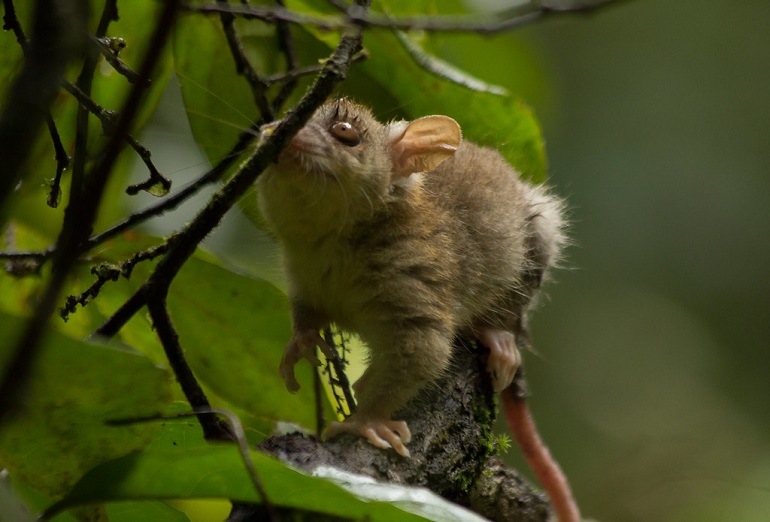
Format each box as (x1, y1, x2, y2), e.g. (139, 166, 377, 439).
(0, 312, 173, 501)
(49, 421, 434, 522)
(172, 12, 264, 165)
(166, 257, 322, 429)
(284, 0, 547, 182)
(347, 33, 546, 182)
(104, 501, 190, 522)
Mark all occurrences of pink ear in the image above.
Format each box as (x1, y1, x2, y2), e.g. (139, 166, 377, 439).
(391, 115, 462, 178)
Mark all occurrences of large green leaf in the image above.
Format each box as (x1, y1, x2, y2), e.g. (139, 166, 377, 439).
(0, 312, 173, 501)
(172, 12, 269, 166)
(285, 0, 547, 182)
(102, 501, 190, 522)
(47, 419, 480, 522)
(166, 257, 322, 429)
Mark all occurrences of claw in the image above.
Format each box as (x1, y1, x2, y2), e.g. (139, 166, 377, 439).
(324, 416, 412, 457)
(279, 329, 331, 392)
(475, 326, 521, 392)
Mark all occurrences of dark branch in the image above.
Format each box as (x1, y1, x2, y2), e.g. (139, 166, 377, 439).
(0, 0, 89, 421)
(124, 135, 171, 196)
(89, 34, 144, 85)
(145, 293, 235, 442)
(60, 243, 169, 321)
(0, 0, 81, 217)
(185, 0, 622, 35)
(87, 123, 259, 249)
(271, 0, 298, 113)
(44, 114, 71, 209)
(93, 285, 148, 338)
(138, 13, 368, 293)
(62, 81, 171, 196)
(0, 0, 179, 421)
(217, 0, 274, 121)
(263, 49, 368, 86)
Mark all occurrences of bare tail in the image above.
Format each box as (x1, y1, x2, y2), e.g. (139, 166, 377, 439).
(501, 385, 581, 522)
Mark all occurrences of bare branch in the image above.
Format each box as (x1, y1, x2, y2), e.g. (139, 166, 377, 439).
(89, 34, 144, 85)
(60, 243, 169, 321)
(0, 0, 180, 421)
(124, 135, 172, 196)
(62, 81, 171, 196)
(271, 0, 299, 113)
(185, 0, 622, 35)
(146, 293, 235, 442)
(1, 0, 75, 212)
(44, 115, 71, 209)
(217, 0, 274, 121)
(263, 49, 368, 86)
(87, 123, 260, 249)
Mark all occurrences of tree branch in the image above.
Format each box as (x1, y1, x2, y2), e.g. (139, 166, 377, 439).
(0, 0, 179, 421)
(185, 0, 622, 35)
(62, 80, 171, 197)
(90, 0, 371, 456)
(271, 0, 299, 113)
(218, 0, 274, 121)
(1, 0, 72, 210)
(89, 34, 143, 85)
(259, 338, 552, 522)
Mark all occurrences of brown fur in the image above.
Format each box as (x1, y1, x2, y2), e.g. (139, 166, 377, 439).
(256, 98, 565, 441)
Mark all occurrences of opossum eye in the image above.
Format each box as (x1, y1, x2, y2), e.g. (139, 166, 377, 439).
(330, 121, 361, 146)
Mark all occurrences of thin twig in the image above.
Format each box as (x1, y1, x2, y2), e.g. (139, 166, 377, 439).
(217, 0, 274, 121)
(271, 0, 298, 113)
(89, 34, 144, 84)
(186, 2, 536, 33)
(146, 293, 235, 442)
(45, 115, 71, 209)
(2, 0, 72, 209)
(87, 123, 259, 249)
(263, 49, 368, 86)
(63, 81, 171, 195)
(323, 327, 356, 417)
(187, 0, 620, 34)
(60, 243, 169, 321)
(124, 135, 172, 196)
(93, 285, 148, 338)
(0, 0, 180, 421)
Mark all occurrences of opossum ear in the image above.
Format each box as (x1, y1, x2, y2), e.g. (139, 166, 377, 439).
(389, 116, 461, 178)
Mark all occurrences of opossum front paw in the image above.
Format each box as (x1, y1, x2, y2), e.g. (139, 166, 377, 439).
(323, 415, 412, 457)
(280, 329, 330, 392)
(474, 326, 521, 392)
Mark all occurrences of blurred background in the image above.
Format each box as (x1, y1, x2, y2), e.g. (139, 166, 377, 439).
(510, 1, 770, 520)
(131, 0, 770, 520)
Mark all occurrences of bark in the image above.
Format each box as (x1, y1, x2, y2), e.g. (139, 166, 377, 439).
(257, 337, 553, 522)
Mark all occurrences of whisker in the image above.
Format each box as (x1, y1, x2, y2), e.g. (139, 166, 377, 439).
(177, 71, 259, 128)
